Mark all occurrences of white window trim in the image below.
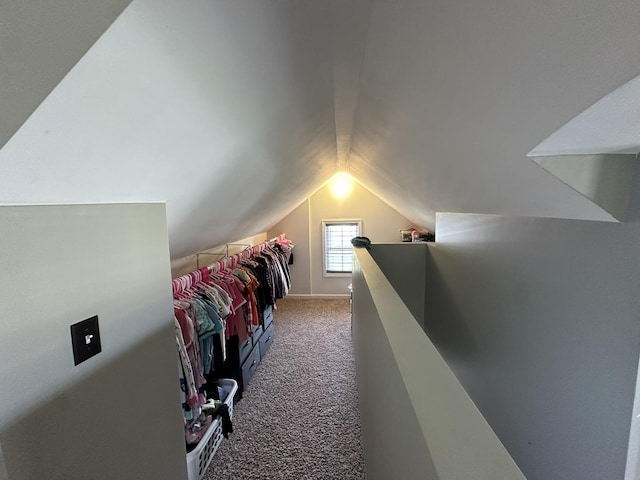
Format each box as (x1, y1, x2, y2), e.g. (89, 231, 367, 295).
(322, 219, 363, 277)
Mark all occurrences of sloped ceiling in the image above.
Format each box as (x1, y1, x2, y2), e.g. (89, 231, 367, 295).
(529, 73, 640, 157)
(0, 0, 371, 258)
(0, 0, 133, 148)
(347, 0, 640, 228)
(2, 0, 640, 260)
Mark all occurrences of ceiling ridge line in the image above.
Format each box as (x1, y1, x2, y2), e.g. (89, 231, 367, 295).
(335, 0, 376, 175)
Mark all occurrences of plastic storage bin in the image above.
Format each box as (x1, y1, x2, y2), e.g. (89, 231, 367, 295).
(186, 378, 238, 480)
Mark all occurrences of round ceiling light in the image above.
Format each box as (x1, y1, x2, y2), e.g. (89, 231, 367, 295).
(331, 173, 353, 198)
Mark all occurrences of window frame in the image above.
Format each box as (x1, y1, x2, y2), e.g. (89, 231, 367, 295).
(322, 219, 363, 277)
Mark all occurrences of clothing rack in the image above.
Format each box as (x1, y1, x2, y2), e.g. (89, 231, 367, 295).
(195, 252, 225, 269)
(172, 234, 291, 296)
(174, 232, 293, 465)
(196, 243, 253, 269)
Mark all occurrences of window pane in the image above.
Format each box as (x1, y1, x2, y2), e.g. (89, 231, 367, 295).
(324, 222, 360, 273)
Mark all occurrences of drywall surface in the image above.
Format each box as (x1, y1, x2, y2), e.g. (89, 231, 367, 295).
(352, 248, 525, 480)
(532, 154, 637, 221)
(309, 180, 414, 295)
(426, 212, 640, 480)
(0, 0, 132, 148)
(0, 204, 187, 480)
(270, 180, 414, 295)
(349, 0, 640, 229)
(528, 73, 640, 157)
(5, 0, 640, 267)
(0, 0, 366, 259)
(268, 201, 311, 295)
(369, 243, 427, 325)
(171, 232, 268, 278)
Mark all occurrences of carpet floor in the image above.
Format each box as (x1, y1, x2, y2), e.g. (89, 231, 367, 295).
(204, 298, 366, 480)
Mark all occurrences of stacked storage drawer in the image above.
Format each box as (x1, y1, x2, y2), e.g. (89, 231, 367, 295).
(220, 304, 276, 397)
(239, 334, 260, 392)
(260, 305, 275, 358)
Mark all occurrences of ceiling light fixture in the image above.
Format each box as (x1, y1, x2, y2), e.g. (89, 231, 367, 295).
(330, 173, 353, 199)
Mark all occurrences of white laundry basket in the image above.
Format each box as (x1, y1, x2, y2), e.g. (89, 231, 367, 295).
(186, 378, 238, 480)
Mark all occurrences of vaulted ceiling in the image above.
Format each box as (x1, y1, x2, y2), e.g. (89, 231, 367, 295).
(2, 0, 640, 259)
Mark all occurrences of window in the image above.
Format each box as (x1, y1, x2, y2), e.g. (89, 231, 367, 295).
(322, 220, 362, 276)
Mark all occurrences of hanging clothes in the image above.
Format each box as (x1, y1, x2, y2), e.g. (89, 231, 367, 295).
(171, 235, 294, 434)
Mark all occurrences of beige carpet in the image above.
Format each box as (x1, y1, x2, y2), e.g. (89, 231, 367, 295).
(204, 298, 366, 479)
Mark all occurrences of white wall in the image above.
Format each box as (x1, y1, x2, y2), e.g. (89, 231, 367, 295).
(424, 211, 640, 480)
(369, 243, 428, 324)
(170, 232, 268, 278)
(0, 0, 353, 259)
(349, 0, 640, 229)
(0, 203, 187, 480)
(352, 248, 525, 480)
(532, 154, 637, 221)
(0, 0, 132, 148)
(267, 201, 311, 295)
(269, 179, 415, 295)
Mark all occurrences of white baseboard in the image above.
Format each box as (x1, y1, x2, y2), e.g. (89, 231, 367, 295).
(286, 293, 350, 299)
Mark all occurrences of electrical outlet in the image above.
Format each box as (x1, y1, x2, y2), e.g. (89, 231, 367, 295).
(70, 315, 101, 365)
